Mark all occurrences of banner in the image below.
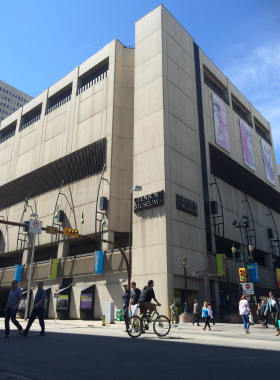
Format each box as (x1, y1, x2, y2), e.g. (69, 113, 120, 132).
(80, 294, 93, 309)
(276, 268, 280, 289)
(216, 254, 227, 276)
(94, 251, 104, 274)
(240, 119, 255, 171)
(212, 93, 230, 153)
(13, 264, 22, 283)
(250, 263, 259, 282)
(57, 295, 68, 310)
(261, 139, 275, 186)
(48, 258, 58, 279)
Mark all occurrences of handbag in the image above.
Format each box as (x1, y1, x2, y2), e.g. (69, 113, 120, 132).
(249, 315, 254, 325)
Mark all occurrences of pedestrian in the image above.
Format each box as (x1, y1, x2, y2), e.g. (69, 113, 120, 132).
(208, 303, 215, 325)
(239, 295, 252, 334)
(1, 280, 23, 338)
(122, 283, 130, 332)
(19, 281, 46, 337)
(170, 301, 177, 324)
(257, 301, 268, 328)
(128, 281, 141, 332)
(192, 299, 200, 326)
(202, 302, 211, 331)
(264, 291, 280, 336)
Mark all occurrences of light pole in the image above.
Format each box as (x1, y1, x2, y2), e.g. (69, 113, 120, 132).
(232, 220, 245, 268)
(24, 212, 38, 320)
(128, 186, 142, 286)
(182, 258, 189, 313)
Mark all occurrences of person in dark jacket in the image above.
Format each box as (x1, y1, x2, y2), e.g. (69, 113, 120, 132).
(264, 291, 280, 336)
(122, 283, 130, 331)
(257, 300, 268, 328)
(192, 299, 200, 326)
(138, 280, 161, 322)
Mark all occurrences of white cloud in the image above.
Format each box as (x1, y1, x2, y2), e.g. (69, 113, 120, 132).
(223, 43, 280, 157)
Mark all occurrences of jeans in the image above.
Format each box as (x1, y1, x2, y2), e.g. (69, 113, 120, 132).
(193, 314, 199, 325)
(171, 311, 177, 323)
(242, 314, 250, 331)
(5, 308, 23, 336)
(25, 308, 45, 334)
(271, 312, 280, 331)
(204, 316, 210, 329)
(123, 306, 129, 328)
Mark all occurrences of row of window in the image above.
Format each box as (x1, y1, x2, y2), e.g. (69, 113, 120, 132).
(0, 95, 24, 106)
(0, 87, 29, 102)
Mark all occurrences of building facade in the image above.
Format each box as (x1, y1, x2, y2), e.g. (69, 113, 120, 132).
(0, 6, 279, 320)
(0, 80, 32, 124)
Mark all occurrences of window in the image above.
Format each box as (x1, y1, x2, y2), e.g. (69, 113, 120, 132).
(5, 97, 7, 100)
(8, 98, 10, 102)
(9, 92, 11, 95)
(24, 99, 26, 103)
(20, 104, 22, 107)
(13, 108, 15, 111)
(17, 103, 19, 106)
(10, 100, 13, 104)
(0, 87, 1, 90)
(15, 95, 17, 99)
(0, 102, 2, 105)
(12, 93, 14, 97)
(21, 97, 23, 101)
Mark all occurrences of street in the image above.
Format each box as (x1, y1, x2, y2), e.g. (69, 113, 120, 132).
(0, 319, 279, 380)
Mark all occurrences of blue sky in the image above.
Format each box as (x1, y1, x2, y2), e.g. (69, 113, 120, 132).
(1, 0, 279, 160)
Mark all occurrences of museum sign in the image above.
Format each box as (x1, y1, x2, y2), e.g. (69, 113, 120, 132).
(176, 194, 198, 216)
(134, 190, 164, 212)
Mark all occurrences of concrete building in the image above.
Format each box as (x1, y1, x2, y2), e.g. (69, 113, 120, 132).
(0, 5, 279, 321)
(0, 80, 32, 125)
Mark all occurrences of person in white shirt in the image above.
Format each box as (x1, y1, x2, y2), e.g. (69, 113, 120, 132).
(239, 295, 252, 334)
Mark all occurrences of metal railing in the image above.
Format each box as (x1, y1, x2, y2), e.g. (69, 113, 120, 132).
(255, 125, 271, 145)
(19, 114, 41, 132)
(77, 70, 109, 95)
(0, 129, 15, 144)
(204, 75, 230, 106)
(45, 95, 71, 115)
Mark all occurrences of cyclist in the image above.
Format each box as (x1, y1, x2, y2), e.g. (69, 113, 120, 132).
(138, 280, 161, 322)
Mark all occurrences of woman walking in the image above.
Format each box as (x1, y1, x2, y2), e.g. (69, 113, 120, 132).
(192, 299, 200, 326)
(239, 295, 252, 334)
(264, 291, 280, 336)
(202, 302, 211, 331)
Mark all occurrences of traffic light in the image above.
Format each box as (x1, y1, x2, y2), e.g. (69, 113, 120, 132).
(64, 227, 79, 237)
(239, 268, 247, 282)
(242, 216, 249, 229)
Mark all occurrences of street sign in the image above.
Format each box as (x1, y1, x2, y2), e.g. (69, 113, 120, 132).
(54, 293, 59, 298)
(242, 282, 254, 295)
(46, 226, 59, 235)
(29, 219, 42, 235)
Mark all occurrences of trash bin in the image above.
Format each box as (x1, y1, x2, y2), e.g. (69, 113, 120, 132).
(117, 309, 123, 321)
(105, 302, 115, 324)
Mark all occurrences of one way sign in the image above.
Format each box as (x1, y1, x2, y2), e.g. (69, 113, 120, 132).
(242, 282, 254, 295)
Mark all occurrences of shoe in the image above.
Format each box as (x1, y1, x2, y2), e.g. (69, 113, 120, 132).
(265, 325, 268, 328)
(246, 330, 250, 334)
(1, 335, 9, 338)
(208, 328, 211, 331)
(19, 331, 28, 337)
(37, 333, 45, 337)
(202, 328, 205, 331)
(18, 329, 24, 334)
(192, 322, 194, 326)
(275, 331, 280, 336)
(197, 324, 201, 326)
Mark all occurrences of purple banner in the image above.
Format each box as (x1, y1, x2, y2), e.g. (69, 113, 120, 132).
(261, 139, 275, 186)
(212, 93, 230, 153)
(240, 119, 255, 171)
(80, 294, 92, 309)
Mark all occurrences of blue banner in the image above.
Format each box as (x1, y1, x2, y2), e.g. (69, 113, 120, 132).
(95, 251, 104, 274)
(13, 265, 23, 283)
(250, 263, 259, 282)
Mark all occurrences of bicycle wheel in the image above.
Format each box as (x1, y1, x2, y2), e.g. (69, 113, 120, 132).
(153, 315, 170, 337)
(127, 316, 143, 338)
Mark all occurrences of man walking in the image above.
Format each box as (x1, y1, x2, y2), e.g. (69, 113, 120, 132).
(122, 283, 130, 332)
(170, 301, 177, 324)
(19, 281, 46, 337)
(1, 280, 23, 338)
(128, 281, 141, 332)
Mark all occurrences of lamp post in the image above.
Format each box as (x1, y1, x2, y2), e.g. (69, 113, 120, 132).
(128, 186, 142, 286)
(248, 243, 254, 263)
(182, 258, 189, 313)
(232, 220, 245, 268)
(24, 212, 38, 320)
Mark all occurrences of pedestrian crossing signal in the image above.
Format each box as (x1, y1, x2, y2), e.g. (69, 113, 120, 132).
(64, 227, 79, 237)
(239, 268, 247, 282)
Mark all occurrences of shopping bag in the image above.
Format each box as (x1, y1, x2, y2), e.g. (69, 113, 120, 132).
(249, 315, 254, 325)
(278, 320, 280, 329)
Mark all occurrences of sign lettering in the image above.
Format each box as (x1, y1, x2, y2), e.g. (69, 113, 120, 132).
(134, 191, 164, 212)
(176, 194, 198, 216)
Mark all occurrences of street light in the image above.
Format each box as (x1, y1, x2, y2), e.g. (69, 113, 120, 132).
(24, 212, 38, 320)
(182, 258, 189, 314)
(248, 243, 254, 262)
(128, 186, 142, 286)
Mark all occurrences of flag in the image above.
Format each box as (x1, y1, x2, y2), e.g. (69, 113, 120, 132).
(81, 211, 84, 224)
(23, 197, 28, 212)
(53, 205, 59, 219)
(102, 215, 108, 229)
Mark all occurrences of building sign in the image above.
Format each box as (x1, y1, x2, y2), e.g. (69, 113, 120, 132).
(13, 264, 23, 283)
(242, 282, 254, 295)
(95, 251, 104, 274)
(29, 219, 42, 234)
(216, 254, 227, 276)
(240, 119, 255, 171)
(212, 93, 230, 153)
(57, 295, 69, 310)
(250, 263, 259, 282)
(80, 294, 93, 309)
(261, 139, 275, 186)
(134, 191, 164, 212)
(276, 268, 280, 289)
(176, 194, 198, 216)
(48, 258, 58, 279)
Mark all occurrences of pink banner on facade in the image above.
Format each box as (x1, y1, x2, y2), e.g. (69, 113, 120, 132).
(261, 139, 275, 186)
(240, 119, 255, 171)
(212, 93, 230, 153)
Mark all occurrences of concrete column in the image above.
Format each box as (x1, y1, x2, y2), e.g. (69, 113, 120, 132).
(212, 280, 220, 314)
(22, 247, 32, 265)
(203, 277, 211, 303)
(57, 240, 69, 259)
(101, 231, 114, 251)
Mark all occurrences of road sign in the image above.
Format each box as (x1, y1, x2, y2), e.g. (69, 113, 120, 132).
(54, 293, 58, 298)
(46, 226, 59, 235)
(242, 282, 254, 295)
(29, 219, 42, 235)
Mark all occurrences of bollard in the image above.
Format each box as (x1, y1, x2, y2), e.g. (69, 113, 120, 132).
(102, 315, 106, 326)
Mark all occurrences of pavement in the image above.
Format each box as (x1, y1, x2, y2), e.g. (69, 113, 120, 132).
(0, 318, 279, 380)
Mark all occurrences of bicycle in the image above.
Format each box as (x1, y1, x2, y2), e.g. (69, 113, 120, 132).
(126, 304, 171, 338)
